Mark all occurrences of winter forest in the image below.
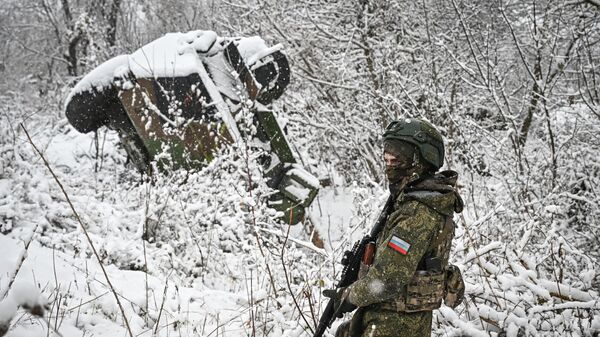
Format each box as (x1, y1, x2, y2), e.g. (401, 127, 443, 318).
(1, 0, 599, 336)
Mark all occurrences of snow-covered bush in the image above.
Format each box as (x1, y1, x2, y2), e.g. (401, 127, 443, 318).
(0, 92, 332, 336)
(2, 0, 600, 336)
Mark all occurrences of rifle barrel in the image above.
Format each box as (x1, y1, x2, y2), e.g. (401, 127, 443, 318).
(313, 299, 335, 337)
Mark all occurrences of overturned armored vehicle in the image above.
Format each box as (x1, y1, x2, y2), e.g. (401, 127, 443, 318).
(65, 30, 318, 223)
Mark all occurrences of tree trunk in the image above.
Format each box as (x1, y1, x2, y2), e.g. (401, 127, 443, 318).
(518, 51, 544, 147)
(106, 0, 121, 47)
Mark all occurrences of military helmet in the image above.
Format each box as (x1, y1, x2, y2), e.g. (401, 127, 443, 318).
(383, 118, 445, 170)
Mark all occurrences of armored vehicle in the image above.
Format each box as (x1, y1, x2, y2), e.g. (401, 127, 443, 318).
(65, 30, 318, 223)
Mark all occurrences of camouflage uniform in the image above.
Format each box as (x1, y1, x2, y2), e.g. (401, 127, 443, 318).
(337, 171, 463, 337)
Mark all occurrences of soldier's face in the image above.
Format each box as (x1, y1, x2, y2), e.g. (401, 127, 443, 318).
(384, 151, 412, 169)
(384, 152, 397, 167)
(384, 150, 414, 184)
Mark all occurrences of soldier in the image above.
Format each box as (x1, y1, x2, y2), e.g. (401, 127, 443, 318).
(324, 118, 465, 337)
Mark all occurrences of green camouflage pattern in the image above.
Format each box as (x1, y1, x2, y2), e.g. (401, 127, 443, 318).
(383, 119, 445, 169)
(361, 309, 432, 337)
(444, 264, 465, 308)
(118, 77, 318, 224)
(118, 78, 234, 171)
(335, 309, 432, 337)
(347, 197, 445, 307)
(64, 32, 318, 224)
(338, 172, 462, 337)
(379, 270, 446, 312)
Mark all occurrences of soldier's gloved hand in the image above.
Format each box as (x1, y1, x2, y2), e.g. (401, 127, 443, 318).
(323, 287, 357, 317)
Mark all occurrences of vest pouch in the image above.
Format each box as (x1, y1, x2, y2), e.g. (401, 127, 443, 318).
(404, 270, 445, 312)
(378, 270, 445, 313)
(444, 264, 465, 308)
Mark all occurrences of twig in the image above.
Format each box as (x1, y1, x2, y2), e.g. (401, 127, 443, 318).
(153, 274, 170, 336)
(20, 124, 135, 337)
(280, 214, 315, 335)
(450, 0, 488, 86)
(143, 183, 151, 323)
(0, 224, 38, 300)
(582, 0, 600, 8)
(253, 226, 327, 257)
(51, 244, 63, 334)
(249, 270, 255, 337)
(304, 287, 318, 330)
(498, 5, 537, 84)
(459, 212, 505, 310)
(242, 139, 279, 299)
(52, 293, 61, 333)
(66, 291, 109, 313)
(293, 71, 374, 96)
(40, 316, 65, 337)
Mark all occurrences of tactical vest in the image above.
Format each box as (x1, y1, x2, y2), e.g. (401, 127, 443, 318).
(379, 175, 465, 313)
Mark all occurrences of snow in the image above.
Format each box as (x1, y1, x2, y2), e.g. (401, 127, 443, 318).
(65, 30, 279, 113)
(464, 241, 502, 262)
(367, 279, 385, 295)
(0, 235, 23, 294)
(592, 315, 600, 333)
(438, 306, 490, 337)
(0, 241, 46, 332)
(0, 233, 258, 337)
(236, 36, 270, 64)
(5, 282, 44, 309)
(0, 179, 11, 198)
(281, 165, 319, 203)
(2, 107, 599, 337)
(247, 44, 284, 68)
(536, 279, 595, 301)
(286, 164, 321, 189)
(194, 54, 242, 142)
(0, 107, 358, 336)
(129, 30, 217, 78)
(204, 53, 241, 101)
(285, 183, 311, 203)
(65, 54, 128, 106)
(0, 298, 17, 328)
(5, 24, 600, 337)
(307, 187, 356, 249)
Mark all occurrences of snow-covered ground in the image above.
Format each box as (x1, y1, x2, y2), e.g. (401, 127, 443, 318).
(0, 110, 366, 337)
(1, 95, 599, 336)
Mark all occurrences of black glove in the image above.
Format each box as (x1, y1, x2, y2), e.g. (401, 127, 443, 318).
(323, 287, 357, 317)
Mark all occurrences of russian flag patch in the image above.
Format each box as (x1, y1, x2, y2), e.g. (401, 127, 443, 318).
(388, 235, 411, 255)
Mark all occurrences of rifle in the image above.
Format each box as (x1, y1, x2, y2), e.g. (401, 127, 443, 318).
(313, 195, 395, 337)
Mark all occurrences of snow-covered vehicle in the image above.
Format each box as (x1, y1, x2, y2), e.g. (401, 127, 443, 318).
(65, 30, 319, 223)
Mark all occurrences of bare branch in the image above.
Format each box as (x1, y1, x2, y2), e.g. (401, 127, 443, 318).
(582, 0, 600, 8)
(20, 124, 135, 337)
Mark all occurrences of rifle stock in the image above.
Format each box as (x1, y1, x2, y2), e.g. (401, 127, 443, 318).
(312, 195, 395, 337)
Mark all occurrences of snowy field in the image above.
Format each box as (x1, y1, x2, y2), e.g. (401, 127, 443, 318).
(0, 111, 363, 337)
(3, 0, 600, 334)
(1, 95, 599, 337)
